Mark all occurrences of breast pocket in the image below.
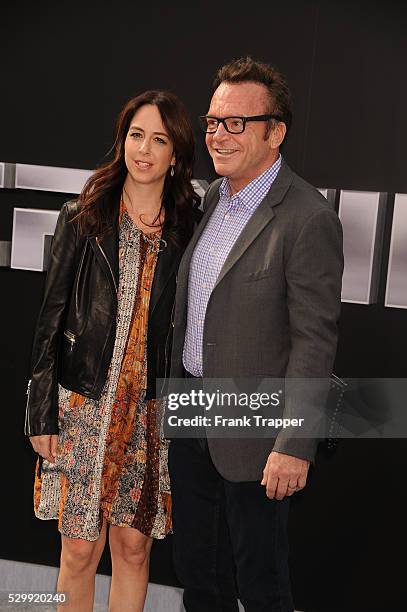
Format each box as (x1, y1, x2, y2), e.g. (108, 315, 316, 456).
(241, 267, 273, 282)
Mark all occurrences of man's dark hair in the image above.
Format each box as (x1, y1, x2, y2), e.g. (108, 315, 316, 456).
(213, 56, 292, 138)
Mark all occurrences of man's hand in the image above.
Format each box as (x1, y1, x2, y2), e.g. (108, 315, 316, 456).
(29, 434, 59, 463)
(261, 451, 310, 500)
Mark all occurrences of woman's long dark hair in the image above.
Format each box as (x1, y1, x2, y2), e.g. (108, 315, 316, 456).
(75, 90, 200, 240)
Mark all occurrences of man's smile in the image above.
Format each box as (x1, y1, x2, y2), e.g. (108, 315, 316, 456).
(213, 148, 238, 155)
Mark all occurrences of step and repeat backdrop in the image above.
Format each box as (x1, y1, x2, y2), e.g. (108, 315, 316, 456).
(1, 1, 406, 611)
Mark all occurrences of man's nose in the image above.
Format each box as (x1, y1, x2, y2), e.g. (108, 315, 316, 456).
(212, 121, 229, 139)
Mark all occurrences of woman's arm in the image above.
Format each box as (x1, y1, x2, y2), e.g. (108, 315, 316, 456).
(25, 201, 81, 437)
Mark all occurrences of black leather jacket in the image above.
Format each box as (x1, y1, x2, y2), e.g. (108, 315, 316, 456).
(25, 192, 198, 436)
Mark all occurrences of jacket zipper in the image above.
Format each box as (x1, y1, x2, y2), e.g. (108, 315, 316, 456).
(64, 330, 77, 351)
(25, 380, 43, 474)
(24, 379, 32, 436)
(96, 237, 118, 293)
(75, 240, 88, 312)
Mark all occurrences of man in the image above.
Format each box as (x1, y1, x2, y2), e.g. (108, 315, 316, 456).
(168, 57, 343, 612)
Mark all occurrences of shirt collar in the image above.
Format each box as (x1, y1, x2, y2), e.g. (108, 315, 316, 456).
(218, 155, 282, 211)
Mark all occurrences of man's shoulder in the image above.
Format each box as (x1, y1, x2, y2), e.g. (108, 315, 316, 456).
(278, 164, 334, 220)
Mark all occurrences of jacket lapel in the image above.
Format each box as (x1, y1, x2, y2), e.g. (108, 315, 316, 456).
(149, 224, 180, 316)
(89, 193, 120, 296)
(213, 202, 275, 289)
(213, 161, 295, 289)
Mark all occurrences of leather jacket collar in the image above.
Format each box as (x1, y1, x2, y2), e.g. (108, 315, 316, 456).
(89, 191, 189, 310)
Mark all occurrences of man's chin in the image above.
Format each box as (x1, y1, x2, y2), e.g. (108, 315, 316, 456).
(212, 161, 235, 178)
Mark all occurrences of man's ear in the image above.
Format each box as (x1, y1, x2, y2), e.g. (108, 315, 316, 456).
(269, 122, 287, 149)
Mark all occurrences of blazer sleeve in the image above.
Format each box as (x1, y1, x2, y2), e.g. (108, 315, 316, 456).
(25, 202, 79, 437)
(272, 207, 344, 461)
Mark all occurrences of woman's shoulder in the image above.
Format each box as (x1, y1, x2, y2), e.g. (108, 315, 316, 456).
(53, 200, 86, 240)
(63, 199, 82, 220)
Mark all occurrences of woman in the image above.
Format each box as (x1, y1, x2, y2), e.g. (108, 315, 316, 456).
(25, 90, 200, 612)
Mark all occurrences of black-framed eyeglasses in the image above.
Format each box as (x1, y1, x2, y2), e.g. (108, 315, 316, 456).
(199, 114, 282, 134)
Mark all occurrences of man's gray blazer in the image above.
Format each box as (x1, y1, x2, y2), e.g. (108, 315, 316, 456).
(170, 161, 344, 482)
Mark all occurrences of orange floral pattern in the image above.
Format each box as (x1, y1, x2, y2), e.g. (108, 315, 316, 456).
(34, 206, 171, 540)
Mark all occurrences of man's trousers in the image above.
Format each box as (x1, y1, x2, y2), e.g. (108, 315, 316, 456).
(169, 438, 294, 612)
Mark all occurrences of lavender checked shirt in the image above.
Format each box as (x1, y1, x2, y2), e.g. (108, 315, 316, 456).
(183, 155, 282, 376)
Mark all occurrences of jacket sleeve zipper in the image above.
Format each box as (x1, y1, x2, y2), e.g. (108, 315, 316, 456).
(24, 379, 32, 436)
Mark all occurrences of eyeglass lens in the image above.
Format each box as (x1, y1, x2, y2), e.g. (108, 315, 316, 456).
(202, 117, 245, 133)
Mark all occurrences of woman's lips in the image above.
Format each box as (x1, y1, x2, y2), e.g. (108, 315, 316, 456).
(134, 160, 153, 169)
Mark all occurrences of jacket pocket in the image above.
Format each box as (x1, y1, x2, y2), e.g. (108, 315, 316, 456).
(241, 268, 274, 282)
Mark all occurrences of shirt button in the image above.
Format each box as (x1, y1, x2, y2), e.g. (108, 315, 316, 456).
(224, 214, 230, 220)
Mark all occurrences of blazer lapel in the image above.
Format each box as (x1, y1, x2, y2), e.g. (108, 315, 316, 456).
(214, 161, 295, 289)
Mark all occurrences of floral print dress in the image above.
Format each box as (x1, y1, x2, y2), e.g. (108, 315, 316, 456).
(34, 206, 171, 541)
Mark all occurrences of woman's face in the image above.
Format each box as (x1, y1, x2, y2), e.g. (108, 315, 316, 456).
(124, 104, 175, 188)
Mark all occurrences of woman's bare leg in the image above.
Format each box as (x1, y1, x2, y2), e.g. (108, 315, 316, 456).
(57, 520, 107, 611)
(108, 525, 153, 612)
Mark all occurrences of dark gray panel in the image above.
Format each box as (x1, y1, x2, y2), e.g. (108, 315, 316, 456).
(0, 241, 11, 266)
(0, 162, 16, 189)
(385, 193, 407, 309)
(339, 191, 385, 304)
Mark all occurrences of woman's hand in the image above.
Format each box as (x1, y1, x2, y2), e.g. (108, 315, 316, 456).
(29, 434, 59, 463)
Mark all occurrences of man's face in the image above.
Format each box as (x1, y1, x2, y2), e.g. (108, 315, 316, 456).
(205, 82, 283, 193)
